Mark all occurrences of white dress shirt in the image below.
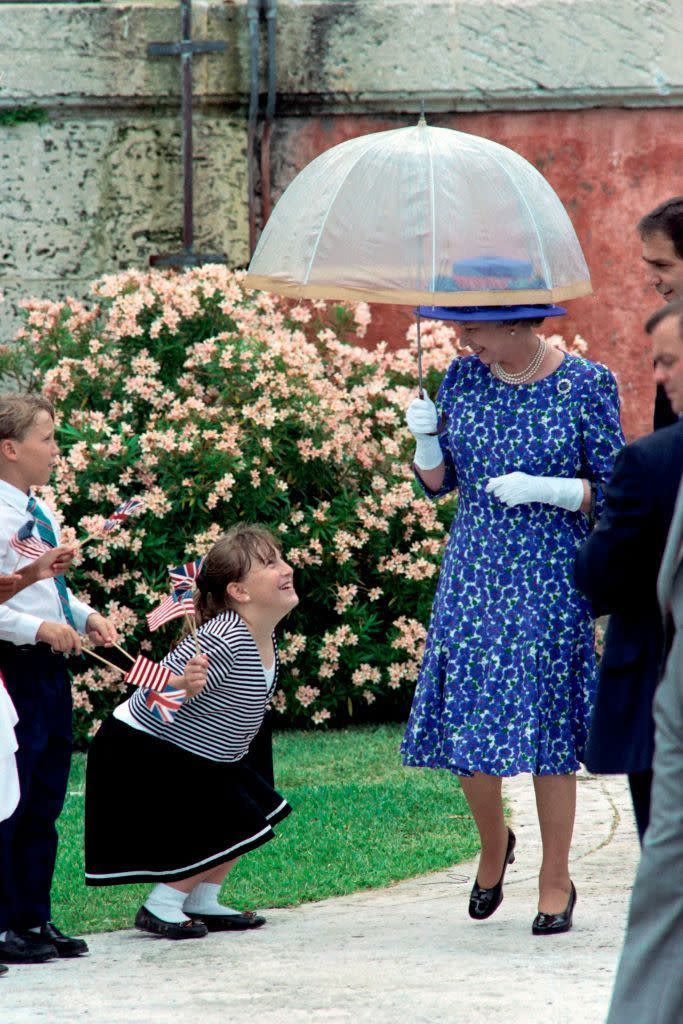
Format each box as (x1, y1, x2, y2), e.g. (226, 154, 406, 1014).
(0, 479, 94, 645)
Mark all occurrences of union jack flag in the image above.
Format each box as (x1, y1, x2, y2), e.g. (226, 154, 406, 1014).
(145, 592, 195, 632)
(144, 683, 186, 723)
(102, 497, 145, 534)
(124, 655, 175, 693)
(168, 558, 204, 597)
(8, 520, 49, 561)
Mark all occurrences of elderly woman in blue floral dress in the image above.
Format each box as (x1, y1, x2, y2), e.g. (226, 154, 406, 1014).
(401, 301, 624, 935)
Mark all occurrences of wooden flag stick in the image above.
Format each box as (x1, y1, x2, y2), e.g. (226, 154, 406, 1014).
(79, 528, 118, 548)
(78, 532, 101, 549)
(111, 641, 136, 664)
(83, 647, 126, 675)
(185, 613, 202, 655)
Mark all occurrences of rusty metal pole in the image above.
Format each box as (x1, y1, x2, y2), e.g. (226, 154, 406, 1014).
(148, 0, 228, 268)
(181, 0, 194, 253)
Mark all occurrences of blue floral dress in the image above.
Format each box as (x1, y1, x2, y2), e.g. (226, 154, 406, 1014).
(401, 353, 624, 777)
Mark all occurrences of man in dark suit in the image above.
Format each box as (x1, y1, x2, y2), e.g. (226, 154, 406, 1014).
(606, 301, 683, 1023)
(575, 299, 683, 841)
(638, 196, 683, 430)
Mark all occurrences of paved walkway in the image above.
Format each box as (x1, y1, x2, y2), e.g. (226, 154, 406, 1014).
(2, 771, 639, 1024)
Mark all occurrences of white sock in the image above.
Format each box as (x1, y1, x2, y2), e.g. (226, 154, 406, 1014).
(0, 931, 6, 941)
(183, 882, 239, 917)
(144, 883, 191, 924)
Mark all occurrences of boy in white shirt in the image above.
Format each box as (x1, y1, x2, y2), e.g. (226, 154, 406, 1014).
(0, 393, 116, 965)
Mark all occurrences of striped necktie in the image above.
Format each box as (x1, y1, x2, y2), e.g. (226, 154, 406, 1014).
(26, 495, 77, 629)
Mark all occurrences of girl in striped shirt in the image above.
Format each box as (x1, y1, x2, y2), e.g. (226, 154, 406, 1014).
(85, 524, 297, 940)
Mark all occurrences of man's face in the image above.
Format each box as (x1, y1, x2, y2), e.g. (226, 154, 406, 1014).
(641, 230, 683, 302)
(652, 315, 683, 414)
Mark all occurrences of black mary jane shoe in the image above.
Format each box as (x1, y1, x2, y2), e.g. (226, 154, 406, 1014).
(532, 882, 577, 936)
(134, 906, 208, 940)
(468, 827, 517, 921)
(188, 910, 266, 932)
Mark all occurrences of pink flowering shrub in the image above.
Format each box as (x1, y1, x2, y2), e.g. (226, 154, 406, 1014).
(1, 271, 590, 743)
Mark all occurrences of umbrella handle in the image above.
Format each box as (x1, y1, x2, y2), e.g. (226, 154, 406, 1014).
(416, 312, 424, 399)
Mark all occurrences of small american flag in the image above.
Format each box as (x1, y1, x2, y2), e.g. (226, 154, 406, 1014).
(145, 684, 186, 723)
(102, 497, 145, 534)
(124, 655, 175, 693)
(9, 520, 49, 561)
(145, 592, 195, 632)
(168, 558, 204, 596)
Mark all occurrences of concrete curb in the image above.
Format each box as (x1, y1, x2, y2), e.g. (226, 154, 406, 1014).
(1, 771, 638, 1023)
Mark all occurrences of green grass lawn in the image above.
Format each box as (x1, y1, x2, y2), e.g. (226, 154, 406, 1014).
(53, 724, 480, 934)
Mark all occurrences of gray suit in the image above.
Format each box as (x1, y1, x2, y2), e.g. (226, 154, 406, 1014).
(606, 477, 683, 1023)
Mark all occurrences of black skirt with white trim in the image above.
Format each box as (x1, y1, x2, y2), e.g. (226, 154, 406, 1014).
(84, 716, 291, 886)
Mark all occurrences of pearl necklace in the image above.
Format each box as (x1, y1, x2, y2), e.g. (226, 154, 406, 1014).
(493, 337, 547, 385)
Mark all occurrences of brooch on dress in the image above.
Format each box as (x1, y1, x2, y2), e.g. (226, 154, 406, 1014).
(557, 379, 572, 395)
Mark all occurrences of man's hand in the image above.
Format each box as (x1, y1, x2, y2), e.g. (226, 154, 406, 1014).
(36, 621, 83, 655)
(19, 545, 76, 584)
(179, 654, 209, 699)
(86, 613, 118, 647)
(0, 573, 21, 603)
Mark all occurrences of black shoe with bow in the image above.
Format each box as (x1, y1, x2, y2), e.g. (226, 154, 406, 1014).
(187, 910, 266, 931)
(468, 827, 517, 920)
(532, 882, 577, 936)
(135, 906, 208, 940)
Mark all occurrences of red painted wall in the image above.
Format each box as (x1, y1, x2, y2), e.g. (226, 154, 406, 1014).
(271, 108, 683, 440)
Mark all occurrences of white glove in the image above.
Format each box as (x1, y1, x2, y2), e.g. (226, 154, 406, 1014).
(486, 472, 584, 512)
(406, 393, 443, 471)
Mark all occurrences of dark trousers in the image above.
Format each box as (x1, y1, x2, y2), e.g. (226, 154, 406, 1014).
(0, 642, 72, 932)
(628, 769, 653, 845)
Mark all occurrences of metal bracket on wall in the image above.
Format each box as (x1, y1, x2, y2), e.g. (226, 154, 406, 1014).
(248, 0, 278, 256)
(148, 0, 228, 269)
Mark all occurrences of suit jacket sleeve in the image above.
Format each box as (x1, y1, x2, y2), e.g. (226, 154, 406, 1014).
(575, 442, 657, 616)
(657, 476, 683, 615)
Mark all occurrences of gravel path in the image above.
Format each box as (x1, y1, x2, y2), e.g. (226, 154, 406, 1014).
(2, 770, 638, 1024)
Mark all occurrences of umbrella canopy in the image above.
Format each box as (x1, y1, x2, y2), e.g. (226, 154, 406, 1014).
(245, 120, 591, 307)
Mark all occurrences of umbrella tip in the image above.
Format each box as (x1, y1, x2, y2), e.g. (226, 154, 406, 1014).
(418, 100, 427, 126)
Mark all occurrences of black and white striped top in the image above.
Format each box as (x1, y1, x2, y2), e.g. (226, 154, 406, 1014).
(127, 610, 279, 763)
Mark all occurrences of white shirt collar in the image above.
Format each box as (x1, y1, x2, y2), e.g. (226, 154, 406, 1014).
(0, 479, 31, 513)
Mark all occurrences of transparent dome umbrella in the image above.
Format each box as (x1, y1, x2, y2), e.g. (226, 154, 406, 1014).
(245, 118, 592, 392)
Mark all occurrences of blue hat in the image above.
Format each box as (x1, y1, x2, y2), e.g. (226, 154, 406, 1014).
(429, 256, 550, 295)
(416, 303, 567, 322)
(452, 257, 537, 281)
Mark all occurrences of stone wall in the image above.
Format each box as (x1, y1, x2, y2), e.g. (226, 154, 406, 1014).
(1, 0, 683, 434)
(0, 2, 249, 338)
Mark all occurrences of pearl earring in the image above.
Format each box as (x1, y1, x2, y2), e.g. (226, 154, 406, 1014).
(509, 328, 515, 336)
